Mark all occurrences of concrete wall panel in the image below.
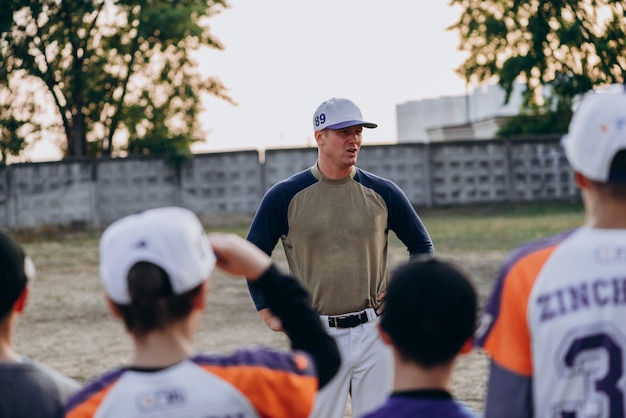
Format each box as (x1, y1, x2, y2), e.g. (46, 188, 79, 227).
(509, 140, 578, 201)
(181, 151, 261, 214)
(430, 141, 509, 205)
(11, 161, 95, 228)
(97, 158, 178, 226)
(0, 137, 579, 229)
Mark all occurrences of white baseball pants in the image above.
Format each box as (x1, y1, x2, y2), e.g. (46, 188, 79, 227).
(310, 308, 393, 418)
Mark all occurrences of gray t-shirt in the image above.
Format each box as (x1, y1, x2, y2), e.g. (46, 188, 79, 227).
(0, 357, 80, 418)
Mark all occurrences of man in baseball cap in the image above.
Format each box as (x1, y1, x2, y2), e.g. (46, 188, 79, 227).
(246, 97, 433, 417)
(66, 206, 340, 418)
(476, 83, 626, 418)
(312, 97, 378, 131)
(0, 230, 80, 417)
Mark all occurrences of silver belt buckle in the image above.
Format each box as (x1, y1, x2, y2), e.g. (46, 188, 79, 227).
(329, 315, 345, 328)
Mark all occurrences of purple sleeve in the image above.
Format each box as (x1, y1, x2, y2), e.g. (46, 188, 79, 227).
(485, 360, 532, 418)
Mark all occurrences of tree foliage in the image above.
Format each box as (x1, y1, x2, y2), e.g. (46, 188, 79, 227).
(0, 0, 232, 159)
(449, 0, 626, 135)
(0, 77, 42, 163)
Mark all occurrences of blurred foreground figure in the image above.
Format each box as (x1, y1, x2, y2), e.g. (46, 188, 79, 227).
(0, 230, 80, 418)
(65, 207, 339, 418)
(361, 258, 480, 418)
(476, 84, 626, 418)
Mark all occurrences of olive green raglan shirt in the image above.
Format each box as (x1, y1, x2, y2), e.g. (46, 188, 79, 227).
(247, 165, 433, 316)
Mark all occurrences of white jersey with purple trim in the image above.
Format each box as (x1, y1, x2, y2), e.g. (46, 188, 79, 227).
(476, 227, 626, 418)
(65, 348, 318, 418)
(530, 227, 626, 418)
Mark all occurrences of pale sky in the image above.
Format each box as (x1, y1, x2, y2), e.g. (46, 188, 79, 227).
(194, 0, 470, 153)
(29, 0, 470, 160)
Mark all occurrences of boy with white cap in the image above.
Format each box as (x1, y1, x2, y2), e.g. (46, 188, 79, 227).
(65, 206, 340, 418)
(0, 230, 80, 417)
(246, 98, 433, 417)
(475, 83, 626, 418)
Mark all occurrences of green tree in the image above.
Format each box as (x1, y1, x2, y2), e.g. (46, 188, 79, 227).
(0, 0, 232, 159)
(0, 77, 42, 163)
(449, 0, 626, 136)
(0, 107, 27, 164)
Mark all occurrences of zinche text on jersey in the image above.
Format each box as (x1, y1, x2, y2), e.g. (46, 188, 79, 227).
(537, 276, 626, 322)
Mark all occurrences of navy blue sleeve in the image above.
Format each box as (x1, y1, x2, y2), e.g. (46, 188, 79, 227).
(357, 170, 434, 258)
(245, 170, 317, 311)
(387, 184, 433, 258)
(246, 185, 289, 310)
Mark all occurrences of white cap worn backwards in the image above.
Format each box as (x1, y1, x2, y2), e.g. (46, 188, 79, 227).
(562, 83, 626, 183)
(313, 98, 378, 131)
(99, 207, 216, 304)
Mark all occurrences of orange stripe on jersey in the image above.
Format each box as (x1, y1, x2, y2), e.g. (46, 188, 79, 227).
(483, 244, 559, 376)
(201, 364, 318, 418)
(65, 382, 116, 418)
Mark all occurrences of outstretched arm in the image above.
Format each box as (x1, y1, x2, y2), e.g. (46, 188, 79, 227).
(208, 233, 340, 389)
(249, 264, 339, 388)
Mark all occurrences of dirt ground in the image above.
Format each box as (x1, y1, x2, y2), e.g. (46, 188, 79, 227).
(14, 233, 504, 417)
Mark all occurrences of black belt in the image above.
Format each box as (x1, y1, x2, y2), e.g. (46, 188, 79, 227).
(328, 311, 369, 328)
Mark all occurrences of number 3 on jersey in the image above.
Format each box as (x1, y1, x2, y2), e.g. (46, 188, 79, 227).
(554, 322, 626, 418)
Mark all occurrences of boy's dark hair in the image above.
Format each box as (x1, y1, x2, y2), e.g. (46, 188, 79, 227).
(592, 150, 626, 200)
(380, 258, 477, 368)
(114, 262, 202, 337)
(0, 231, 29, 319)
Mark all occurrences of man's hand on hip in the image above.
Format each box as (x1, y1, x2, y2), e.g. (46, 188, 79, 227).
(259, 308, 284, 332)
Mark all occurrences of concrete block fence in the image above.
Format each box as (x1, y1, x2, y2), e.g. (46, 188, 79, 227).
(0, 136, 578, 229)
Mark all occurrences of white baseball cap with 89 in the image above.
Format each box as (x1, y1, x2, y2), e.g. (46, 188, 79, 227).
(99, 207, 216, 304)
(313, 98, 378, 131)
(562, 83, 626, 183)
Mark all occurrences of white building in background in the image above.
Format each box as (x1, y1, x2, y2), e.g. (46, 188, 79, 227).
(396, 81, 526, 142)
